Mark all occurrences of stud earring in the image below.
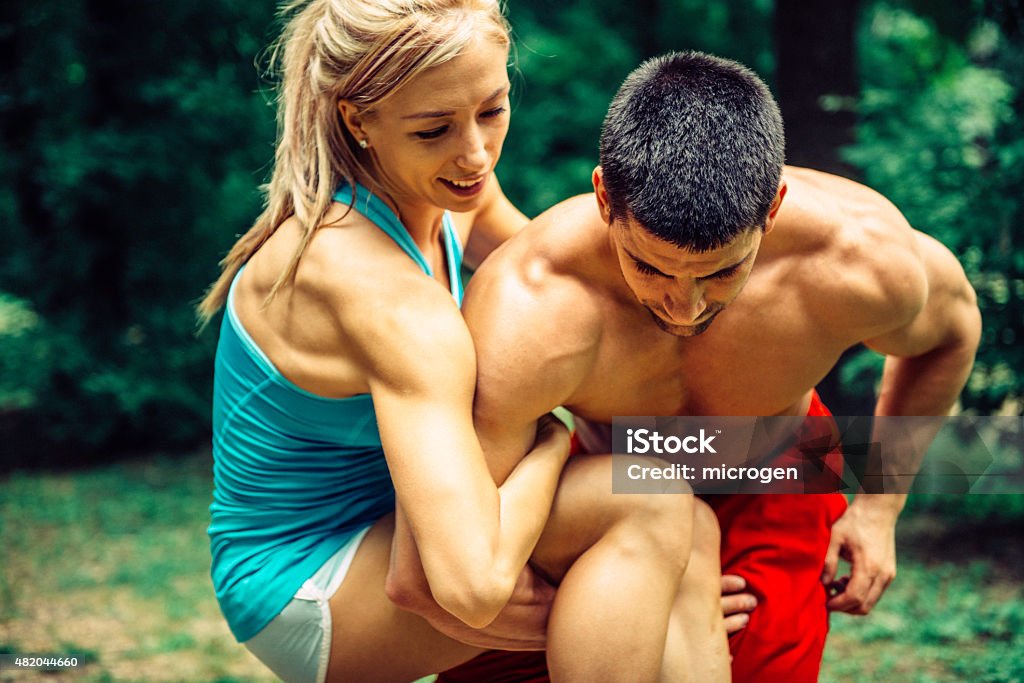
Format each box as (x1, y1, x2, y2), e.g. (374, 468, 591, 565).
(358, 139, 368, 149)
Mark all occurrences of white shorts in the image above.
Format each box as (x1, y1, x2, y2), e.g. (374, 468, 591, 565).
(244, 526, 371, 683)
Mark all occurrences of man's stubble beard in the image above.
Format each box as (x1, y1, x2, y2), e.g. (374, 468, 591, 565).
(645, 305, 723, 337)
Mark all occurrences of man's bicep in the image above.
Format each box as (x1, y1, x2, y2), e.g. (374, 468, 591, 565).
(473, 373, 553, 485)
(466, 273, 588, 484)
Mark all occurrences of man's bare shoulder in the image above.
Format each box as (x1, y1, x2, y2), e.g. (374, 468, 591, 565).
(772, 167, 930, 342)
(467, 194, 609, 331)
(463, 194, 610, 408)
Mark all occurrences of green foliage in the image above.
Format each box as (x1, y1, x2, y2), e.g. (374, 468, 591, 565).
(0, 453, 216, 613)
(823, 555, 1024, 682)
(500, 0, 773, 218)
(844, 2, 1024, 413)
(1, 0, 1021, 465)
(0, 453, 278, 680)
(906, 492, 1024, 520)
(0, 294, 48, 411)
(839, 346, 887, 401)
(0, 0, 277, 462)
(499, 6, 638, 216)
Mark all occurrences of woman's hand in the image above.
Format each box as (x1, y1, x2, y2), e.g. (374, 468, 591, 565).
(533, 413, 572, 463)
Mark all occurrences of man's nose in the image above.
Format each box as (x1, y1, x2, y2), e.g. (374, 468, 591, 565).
(664, 284, 707, 323)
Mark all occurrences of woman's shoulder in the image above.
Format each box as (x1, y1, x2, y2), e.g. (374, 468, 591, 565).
(294, 204, 466, 348)
(299, 206, 448, 300)
(234, 203, 468, 396)
(301, 222, 473, 392)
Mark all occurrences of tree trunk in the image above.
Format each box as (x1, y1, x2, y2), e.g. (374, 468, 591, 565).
(774, 0, 874, 422)
(773, 0, 861, 179)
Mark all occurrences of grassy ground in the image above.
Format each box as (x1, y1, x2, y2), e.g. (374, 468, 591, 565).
(0, 451, 272, 682)
(2, 451, 1022, 682)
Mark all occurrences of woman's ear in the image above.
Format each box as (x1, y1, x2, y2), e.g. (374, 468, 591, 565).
(337, 99, 368, 142)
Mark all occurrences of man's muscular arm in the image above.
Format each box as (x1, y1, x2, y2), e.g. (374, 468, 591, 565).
(822, 227, 981, 615)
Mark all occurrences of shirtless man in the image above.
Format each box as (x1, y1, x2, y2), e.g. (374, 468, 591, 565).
(433, 52, 981, 681)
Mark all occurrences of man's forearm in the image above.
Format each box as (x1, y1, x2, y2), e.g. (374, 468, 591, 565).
(861, 340, 977, 504)
(875, 337, 976, 418)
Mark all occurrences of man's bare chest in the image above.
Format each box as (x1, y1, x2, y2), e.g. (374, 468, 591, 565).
(567, 305, 846, 420)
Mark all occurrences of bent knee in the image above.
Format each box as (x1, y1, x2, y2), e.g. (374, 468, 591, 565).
(692, 498, 721, 553)
(628, 487, 693, 540)
(610, 491, 695, 572)
(679, 500, 722, 593)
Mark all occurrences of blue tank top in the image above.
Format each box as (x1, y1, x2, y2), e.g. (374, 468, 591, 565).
(209, 183, 464, 641)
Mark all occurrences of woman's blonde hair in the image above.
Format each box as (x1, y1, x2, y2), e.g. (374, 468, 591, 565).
(196, 0, 509, 327)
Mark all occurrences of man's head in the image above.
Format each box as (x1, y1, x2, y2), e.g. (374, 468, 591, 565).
(595, 51, 786, 336)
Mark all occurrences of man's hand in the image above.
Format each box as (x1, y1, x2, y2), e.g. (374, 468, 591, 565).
(721, 574, 757, 634)
(387, 505, 557, 649)
(416, 564, 556, 650)
(821, 500, 898, 614)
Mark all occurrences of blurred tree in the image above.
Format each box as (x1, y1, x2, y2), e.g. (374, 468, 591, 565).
(500, 0, 774, 217)
(841, 0, 1024, 415)
(0, 0, 277, 465)
(0, 0, 1019, 471)
(775, 0, 861, 178)
(772, 0, 875, 418)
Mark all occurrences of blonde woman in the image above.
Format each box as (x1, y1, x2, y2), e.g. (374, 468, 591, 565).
(199, 2, 727, 682)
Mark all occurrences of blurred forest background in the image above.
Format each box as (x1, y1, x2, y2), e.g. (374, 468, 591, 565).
(1, 0, 1023, 681)
(1, 0, 1023, 464)
(1, 0, 1022, 463)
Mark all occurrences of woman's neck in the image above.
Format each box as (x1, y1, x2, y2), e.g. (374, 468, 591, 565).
(354, 172, 445, 251)
(391, 195, 446, 251)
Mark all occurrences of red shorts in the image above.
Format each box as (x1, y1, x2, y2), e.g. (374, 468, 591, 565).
(438, 393, 848, 683)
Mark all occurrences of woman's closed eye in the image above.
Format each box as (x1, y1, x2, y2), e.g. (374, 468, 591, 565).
(414, 107, 506, 140)
(415, 125, 448, 140)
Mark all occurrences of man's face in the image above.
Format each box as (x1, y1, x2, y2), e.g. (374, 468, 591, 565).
(609, 217, 763, 337)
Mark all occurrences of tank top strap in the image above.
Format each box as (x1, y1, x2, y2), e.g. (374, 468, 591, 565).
(334, 182, 463, 304)
(441, 211, 465, 306)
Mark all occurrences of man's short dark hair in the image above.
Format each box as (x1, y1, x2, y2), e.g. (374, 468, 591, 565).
(599, 51, 785, 251)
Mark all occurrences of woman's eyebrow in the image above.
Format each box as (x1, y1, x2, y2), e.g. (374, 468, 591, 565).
(402, 84, 510, 120)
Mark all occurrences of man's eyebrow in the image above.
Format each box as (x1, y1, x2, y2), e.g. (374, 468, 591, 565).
(625, 250, 670, 276)
(699, 253, 751, 280)
(401, 84, 510, 120)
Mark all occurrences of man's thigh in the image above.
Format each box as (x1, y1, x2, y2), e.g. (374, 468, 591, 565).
(706, 493, 848, 683)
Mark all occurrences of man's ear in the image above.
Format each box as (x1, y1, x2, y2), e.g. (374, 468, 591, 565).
(764, 177, 788, 234)
(337, 99, 369, 143)
(592, 166, 613, 225)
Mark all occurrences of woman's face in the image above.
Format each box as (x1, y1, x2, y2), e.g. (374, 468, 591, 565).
(343, 33, 511, 216)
